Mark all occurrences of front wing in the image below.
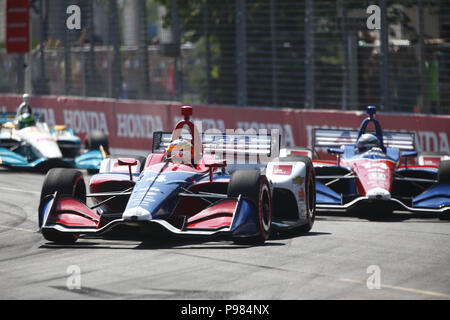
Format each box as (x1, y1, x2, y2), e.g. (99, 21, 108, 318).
(316, 180, 450, 216)
(39, 193, 262, 240)
(0, 147, 104, 170)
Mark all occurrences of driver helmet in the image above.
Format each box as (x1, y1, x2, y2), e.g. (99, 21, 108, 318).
(166, 138, 193, 164)
(357, 133, 380, 153)
(22, 93, 30, 103)
(18, 112, 36, 129)
(17, 94, 33, 117)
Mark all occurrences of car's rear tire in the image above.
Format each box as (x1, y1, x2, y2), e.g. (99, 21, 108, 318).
(277, 155, 316, 232)
(297, 158, 316, 233)
(39, 168, 86, 244)
(228, 170, 272, 245)
(84, 130, 109, 154)
(84, 131, 109, 174)
(439, 209, 450, 221)
(438, 160, 450, 221)
(438, 160, 450, 184)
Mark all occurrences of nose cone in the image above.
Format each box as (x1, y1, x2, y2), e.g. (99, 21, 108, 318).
(366, 187, 391, 200)
(123, 206, 152, 221)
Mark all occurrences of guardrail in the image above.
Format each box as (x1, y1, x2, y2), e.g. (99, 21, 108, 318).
(0, 94, 449, 159)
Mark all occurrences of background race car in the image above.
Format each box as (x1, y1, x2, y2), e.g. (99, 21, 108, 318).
(308, 106, 450, 218)
(37, 106, 316, 245)
(0, 112, 109, 172)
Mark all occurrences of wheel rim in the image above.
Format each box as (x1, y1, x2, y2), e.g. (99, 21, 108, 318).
(307, 170, 315, 223)
(72, 175, 86, 203)
(260, 182, 271, 233)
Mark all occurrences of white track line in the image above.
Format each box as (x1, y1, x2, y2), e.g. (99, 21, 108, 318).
(0, 187, 39, 233)
(0, 186, 40, 195)
(172, 251, 450, 299)
(0, 224, 35, 233)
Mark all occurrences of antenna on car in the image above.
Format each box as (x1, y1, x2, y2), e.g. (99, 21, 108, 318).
(181, 105, 193, 121)
(366, 105, 376, 119)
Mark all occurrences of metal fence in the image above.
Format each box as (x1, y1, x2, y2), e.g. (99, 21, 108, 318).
(0, 0, 449, 115)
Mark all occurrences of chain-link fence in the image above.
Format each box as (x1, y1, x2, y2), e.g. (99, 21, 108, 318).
(0, 0, 449, 115)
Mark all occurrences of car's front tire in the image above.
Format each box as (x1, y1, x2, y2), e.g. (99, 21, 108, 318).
(228, 170, 272, 245)
(438, 160, 450, 184)
(39, 168, 86, 244)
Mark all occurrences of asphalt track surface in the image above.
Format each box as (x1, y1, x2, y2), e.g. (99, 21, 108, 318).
(0, 168, 449, 300)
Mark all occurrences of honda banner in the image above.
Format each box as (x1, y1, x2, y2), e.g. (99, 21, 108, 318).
(1, 94, 449, 158)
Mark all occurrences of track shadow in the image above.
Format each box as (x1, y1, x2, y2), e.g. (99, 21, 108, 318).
(270, 230, 332, 241)
(0, 168, 46, 175)
(38, 232, 287, 250)
(134, 237, 286, 250)
(316, 210, 443, 222)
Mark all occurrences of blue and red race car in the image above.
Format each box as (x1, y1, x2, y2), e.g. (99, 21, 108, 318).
(311, 106, 450, 218)
(38, 106, 317, 244)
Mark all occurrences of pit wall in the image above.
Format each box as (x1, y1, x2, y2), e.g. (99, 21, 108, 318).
(1, 94, 449, 157)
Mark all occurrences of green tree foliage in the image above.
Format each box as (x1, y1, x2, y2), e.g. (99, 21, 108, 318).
(156, 0, 435, 108)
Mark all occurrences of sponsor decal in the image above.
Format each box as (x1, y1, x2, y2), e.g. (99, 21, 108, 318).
(63, 109, 109, 135)
(293, 176, 304, 185)
(298, 186, 305, 199)
(272, 165, 292, 175)
(117, 113, 163, 139)
(36, 137, 55, 143)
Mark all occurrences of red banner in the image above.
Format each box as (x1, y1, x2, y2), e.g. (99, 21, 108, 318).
(1, 94, 449, 158)
(6, 0, 29, 54)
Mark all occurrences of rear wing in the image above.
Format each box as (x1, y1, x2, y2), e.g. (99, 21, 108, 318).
(152, 131, 280, 159)
(313, 128, 415, 151)
(0, 112, 44, 126)
(0, 112, 16, 126)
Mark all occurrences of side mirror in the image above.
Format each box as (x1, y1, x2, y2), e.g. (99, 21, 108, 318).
(401, 151, 417, 168)
(1, 122, 15, 138)
(2, 122, 15, 130)
(205, 159, 227, 168)
(54, 125, 67, 131)
(328, 148, 344, 167)
(401, 151, 417, 158)
(118, 158, 138, 181)
(205, 159, 227, 182)
(118, 158, 138, 166)
(327, 147, 344, 155)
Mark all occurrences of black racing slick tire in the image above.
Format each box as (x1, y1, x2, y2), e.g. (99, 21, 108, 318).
(297, 157, 316, 233)
(278, 155, 316, 232)
(84, 130, 109, 174)
(438, 160, 450, 221)
(438, 160, 450, 184)
(228, 170, 272, 245)
(39, 168, 87, 244)
(84, 130, 109, 154)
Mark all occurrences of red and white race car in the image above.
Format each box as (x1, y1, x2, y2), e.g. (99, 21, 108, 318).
(38, 106, 317, 245)
(304, 106, 450, 218)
